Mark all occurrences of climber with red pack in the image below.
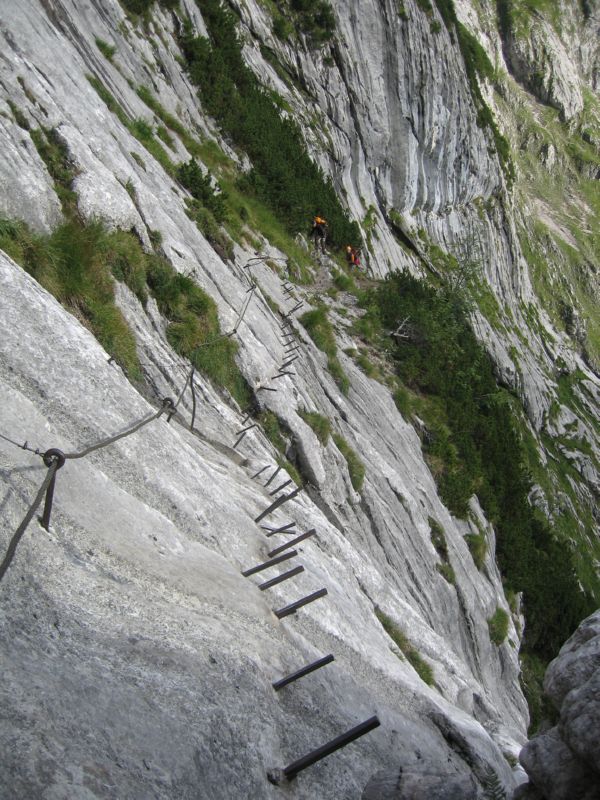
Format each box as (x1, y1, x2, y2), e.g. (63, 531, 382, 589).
(312, 215, 328, 254)
(345, 245, 361, 269)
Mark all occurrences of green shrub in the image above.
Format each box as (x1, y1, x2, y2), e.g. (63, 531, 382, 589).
(375, 608, 435, 685)
(30, 127, 78, 216)
(327, 355, 350, 394)
(180, 3, 357, 249)
(120, 0, 179, 16)
(368, 269, 595, 662)
(332, 433, 365, 491)
(184, 200, 233, 260)
(436, 562, 456, 584)
(156, 125, 175, 150)
(300, 306, 349, 392)
(276, 455, 302, 486)
(88, 77, 175, 175)
(356, 352, 378, 378)
(177, 158, 226, 221)
(272, 14, 293, 40)
(0, 218, 142, 379)
(465, 530, 487, 570)
(100, 229, 148, 303)
(258, 409, 287, 453)
(332, 269, 356, 293)
(520, 652, 558, 734)
(393, 385, 413, 415)
(145, 255, 250, 405)
(298, 408, 331, 445)
(95, 38, 117, 61)
(352, 307, 382, 343)
(429, 517, 455, 584)
(488, 607, 509, 645)
(429, 517, 448, 558)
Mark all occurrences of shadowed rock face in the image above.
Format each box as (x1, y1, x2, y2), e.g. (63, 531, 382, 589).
(518, 611, 600, 800)
(362, 764, 483, 799)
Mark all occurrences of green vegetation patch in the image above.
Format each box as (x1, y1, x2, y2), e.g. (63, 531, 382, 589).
(257, 410, 302, 484)
(465, 529, 487, 570)
(180, 0, 358, 250)
(146, 257, 250, 406)
(300, 305, 349, 393)
(0, 218, 142, 379)
(95, 38, 117, 61)
(177, 158, 226, 221)
(271, 0, 336, 45)
(87, 76, 175, 176)
(520, 651, 559, 734)
(120, 0, 180, 18)
(375, 608, 435, 686)
(30, 127, 78, 216)
(298, 408, 331, 445)
(332, 269, 357, 293)
(332, 432, 365, 492)
(488, 607, 509, 645)
(136, 84, 314, 279)
(361, 270, 595, 663)
(429, 517, 455, 584)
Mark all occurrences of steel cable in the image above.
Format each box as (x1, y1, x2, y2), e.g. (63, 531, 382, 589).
(62, 399, 173, 460)
(0, 431, 43, 457)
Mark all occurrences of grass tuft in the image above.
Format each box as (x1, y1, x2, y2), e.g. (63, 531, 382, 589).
(488, 607, 509, 645)
(298, 408, 331, 445)
(375, 608, 435, 685)
(332, 433, 365, 491)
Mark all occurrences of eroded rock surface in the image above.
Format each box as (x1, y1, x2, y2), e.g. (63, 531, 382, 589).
(518, 611, 600, 800)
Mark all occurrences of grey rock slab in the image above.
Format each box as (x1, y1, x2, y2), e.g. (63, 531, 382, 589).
(544, 610, 600, 710)
(0, 248, 523, 797)
(362, 768, 483, 799)
(0, 0, 598, 795)
(561, 668, 600, 775)
(519, 726, 600, 800)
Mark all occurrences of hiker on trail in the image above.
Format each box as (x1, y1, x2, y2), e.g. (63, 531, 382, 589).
(312, 215, 328, 254)
(346, 245, 361, 269)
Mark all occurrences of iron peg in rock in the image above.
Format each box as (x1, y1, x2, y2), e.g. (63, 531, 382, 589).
(272, 654, 334, 691)
(267, 528, 316, 552)
(267, 715, 380, 784)
(259, 564, 304, 591)
(254, 486, 302, 524)
(241, 550, 298, 577)
(274, 587, 327, 619)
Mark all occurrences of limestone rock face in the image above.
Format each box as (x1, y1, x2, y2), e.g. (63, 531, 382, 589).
(0, 0, 598, 798)
(362, 765, 483, 799)
(501, 14, 584, 120)
(518, 612, 600, 800)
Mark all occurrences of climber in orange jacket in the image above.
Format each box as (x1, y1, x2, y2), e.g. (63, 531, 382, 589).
(312, 215, 328, 254)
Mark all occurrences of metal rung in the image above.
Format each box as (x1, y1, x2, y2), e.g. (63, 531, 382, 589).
(259, 564, 304, 591)
(270, 716, 381, 783)
(268, 528, 316, 551)
(261, 521, 296, 534)
(241, 550, 297, 577)
(264, 465, 281, 487)
(254, 486, 303, 524)
(269, 479, 292, 496)
(274, 587, 327, 619)
(272, 654, 334, 691)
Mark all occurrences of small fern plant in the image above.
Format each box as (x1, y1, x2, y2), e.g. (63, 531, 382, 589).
(482, 767, 507, 800)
